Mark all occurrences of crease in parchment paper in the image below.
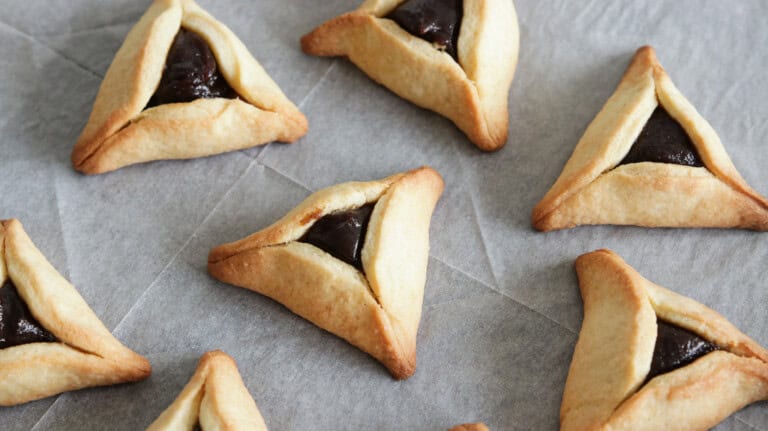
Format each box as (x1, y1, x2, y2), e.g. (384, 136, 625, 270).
(0, 19, 103, 79)
(238, 60, 339, 161)
(46, 20, 140, 38)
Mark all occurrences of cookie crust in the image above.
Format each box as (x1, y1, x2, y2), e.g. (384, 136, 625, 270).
(0, 219, 151, 406)
(532, 46, 768, 231)
(301, 0, 519, 151)
(146, 351, 268, 431)
(561, 249, 768, 431)
(448, 423, 490, 431)
(72, 0, 307, 175)
(208, 167, 444, 379)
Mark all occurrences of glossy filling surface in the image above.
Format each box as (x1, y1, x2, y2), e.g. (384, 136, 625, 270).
(299, 204, 375, 271)
(0, 280, 57, 349)
(146, 28, 238, 108)
(646, 320, 718, 381)
(619, 107, 704, 167)
(386, 0, 463, 60)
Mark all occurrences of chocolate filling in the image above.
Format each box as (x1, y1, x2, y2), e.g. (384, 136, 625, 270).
(299, 204, 375, 271)
(619, 107, 704, 167)
(646, 320, 718, 381)
(386, 0, 463, 60)
(0, 280, 57, 349)
(146, 29, 239, 108)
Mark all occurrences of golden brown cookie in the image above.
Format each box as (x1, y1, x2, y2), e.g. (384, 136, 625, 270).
(561, 249, 768, 431)
(146, 351, 268, 431)
(72, 0, 307, 175)
(208, 167, 444, 380)
(301, 0, 519, 151)
(448, 423, 490, 431)
(532, 46, 768, 231)
(0, 219, 151, 406)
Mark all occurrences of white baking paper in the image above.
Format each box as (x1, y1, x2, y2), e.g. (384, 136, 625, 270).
(0, 0, 766, 429)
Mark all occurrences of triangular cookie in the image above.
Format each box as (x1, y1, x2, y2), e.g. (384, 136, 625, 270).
(301, 0, 519, 151)
(208, 167, 444, 379)
(561, 249, 768, 431)
(147, 351, 268, 431)
(72, 0, 308, 175)
(0, 219, 151, 406)
(532, 46, 768, 231)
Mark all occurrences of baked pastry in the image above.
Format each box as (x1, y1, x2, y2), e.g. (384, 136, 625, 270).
(448, 423, 489, 431)
(562, 249, 768, 431)
(72, 0, 307, 175)
(208, 167, 444, 379)
(532, 46, 768, 231)
(301, 0, 519, 151)
(0, 219, 151, 406)
(146, 351, 268, 431)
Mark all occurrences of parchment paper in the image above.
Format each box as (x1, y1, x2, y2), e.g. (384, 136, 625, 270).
(0, 0, 766, 429)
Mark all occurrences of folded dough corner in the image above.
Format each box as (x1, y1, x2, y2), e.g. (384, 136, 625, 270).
(301, 0, 519, 151)
(532, 46, 768, 231)
(207, 166, 444, 380)
(561, 249, 768, 431)
(0, 219, 151, 406)
(72, 0, 307, 175)
(146, 351, 268, 431)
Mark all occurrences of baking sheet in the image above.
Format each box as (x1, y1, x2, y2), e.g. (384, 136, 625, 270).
(0, 0, 766, 429)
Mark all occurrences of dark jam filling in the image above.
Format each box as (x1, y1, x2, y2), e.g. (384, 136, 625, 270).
(146, 29, 238, 108)
(386, 0, 463, 60)
(619, 107, 704, 167)
(299, 204, 375, 271)
(0, 280, 57, 349)
(646, 320, 718, 381)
